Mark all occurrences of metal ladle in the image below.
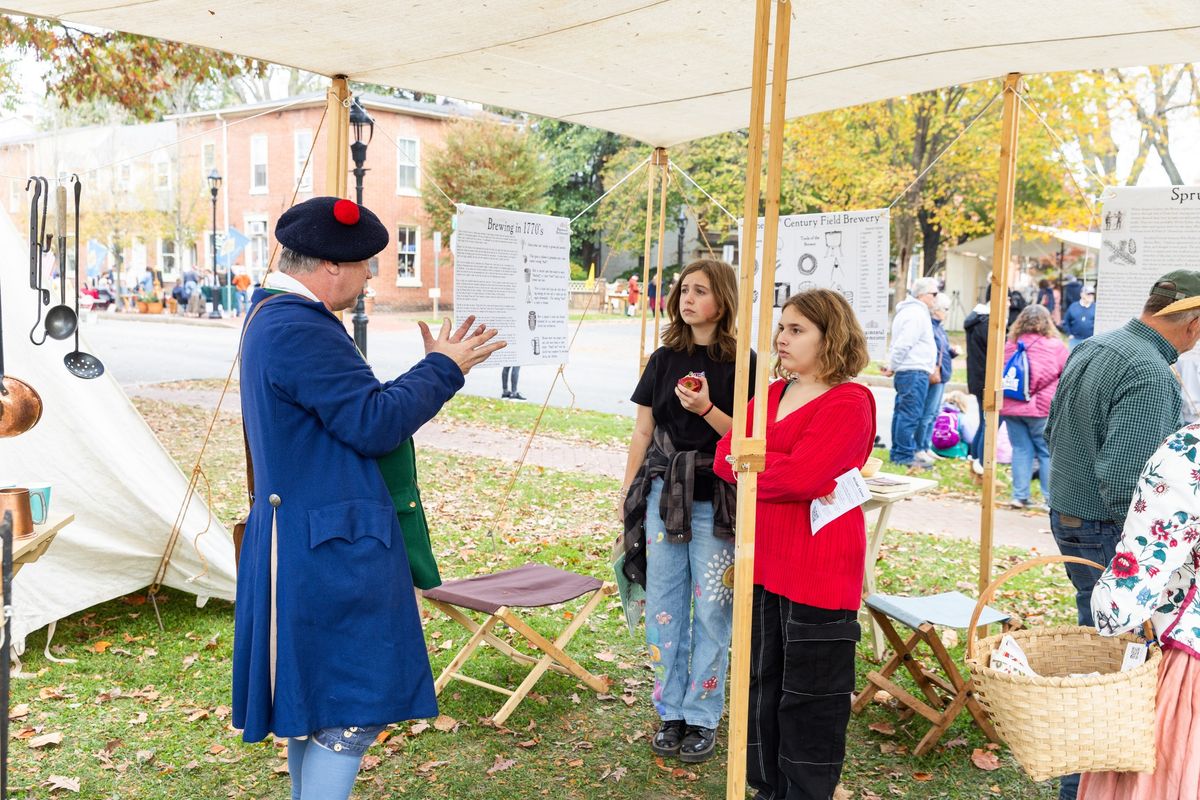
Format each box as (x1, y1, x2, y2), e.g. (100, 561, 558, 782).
(44, 184, 77, 341)
(63, 177, 103, 380)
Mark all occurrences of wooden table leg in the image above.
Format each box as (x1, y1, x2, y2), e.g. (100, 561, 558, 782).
(862, 501, 894, 659)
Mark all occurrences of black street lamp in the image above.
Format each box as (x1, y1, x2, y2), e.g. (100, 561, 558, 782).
(207, 168, 222, 319)
(349, 97, 375, 357)
(676, 206, 687, 268)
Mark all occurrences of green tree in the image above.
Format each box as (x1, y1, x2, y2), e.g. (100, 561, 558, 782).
(421, 117, 549, 237)
(1, 15, 261, 120)
(532, 119, 630, 270)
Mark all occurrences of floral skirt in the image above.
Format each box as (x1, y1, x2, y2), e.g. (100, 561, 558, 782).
(1079, 646, 1200, 800)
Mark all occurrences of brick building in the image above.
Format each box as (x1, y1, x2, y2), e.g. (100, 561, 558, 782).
(0, 93, 478, 310)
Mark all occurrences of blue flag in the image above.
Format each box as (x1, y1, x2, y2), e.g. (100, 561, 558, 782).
(86, 239, 109, 278)
(216, 227, 251, 269)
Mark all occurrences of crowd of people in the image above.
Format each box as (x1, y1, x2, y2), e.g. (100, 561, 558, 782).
(231, 195, 1199, 800)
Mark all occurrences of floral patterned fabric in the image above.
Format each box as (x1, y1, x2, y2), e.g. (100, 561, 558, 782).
(1092, 424, 1200, 657)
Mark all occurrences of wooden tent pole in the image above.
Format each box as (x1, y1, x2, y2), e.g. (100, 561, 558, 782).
(726, 2, 789, 798)
(326, 76, 351, 199)
(979, 73, 1023, 593)
(638, 149, 664, 371)
(653, 153, 670, 347)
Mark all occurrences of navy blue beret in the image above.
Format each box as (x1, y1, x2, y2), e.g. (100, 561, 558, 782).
(274, 196, 389, 263)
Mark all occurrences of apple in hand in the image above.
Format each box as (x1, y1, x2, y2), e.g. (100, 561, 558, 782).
(678, 372, 705, 392)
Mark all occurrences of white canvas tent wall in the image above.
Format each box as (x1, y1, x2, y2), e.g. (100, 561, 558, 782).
(0, 212, 236, 654)
(944, 228, 1100, 330)
(3, 1, 1199, 147)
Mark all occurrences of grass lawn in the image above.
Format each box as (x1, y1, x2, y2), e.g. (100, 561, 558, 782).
(9, 397, 1073, 798)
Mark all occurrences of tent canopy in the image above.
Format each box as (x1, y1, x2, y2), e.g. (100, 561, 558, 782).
(6, 1, 1200, 146)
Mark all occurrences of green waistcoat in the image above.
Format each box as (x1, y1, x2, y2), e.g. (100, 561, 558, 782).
(377, 438, 442, 589)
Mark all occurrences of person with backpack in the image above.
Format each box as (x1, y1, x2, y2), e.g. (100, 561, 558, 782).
(1001, 305, 1068, 511)
(916, 293, 957, 462)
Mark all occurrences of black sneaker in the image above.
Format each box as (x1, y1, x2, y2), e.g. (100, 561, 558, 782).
(650, 720, 687, 756)
(510, 392, 527, 401)
(678, 725, 717, 763)
(501, 391, 513, 399)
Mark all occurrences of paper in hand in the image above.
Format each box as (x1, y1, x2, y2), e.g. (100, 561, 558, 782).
(809, 469, 871, 534)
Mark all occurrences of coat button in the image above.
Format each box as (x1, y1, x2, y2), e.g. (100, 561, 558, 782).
(333, 742, 343, 752)
(269, 494, 281, 507)
(408, 501, 417, 508)
(343, 729, 353, 738)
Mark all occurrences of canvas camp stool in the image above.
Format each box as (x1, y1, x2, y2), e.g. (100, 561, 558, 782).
(422, 563, 617, 725)
(851, 591, 1013, 755)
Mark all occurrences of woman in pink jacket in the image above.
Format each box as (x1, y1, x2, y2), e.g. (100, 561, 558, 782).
(1001, 304, 1069, 510)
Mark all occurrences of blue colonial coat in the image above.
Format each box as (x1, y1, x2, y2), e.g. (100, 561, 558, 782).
(232, 289, 464, 742)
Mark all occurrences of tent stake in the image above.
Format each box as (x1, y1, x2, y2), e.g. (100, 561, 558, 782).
(979, 73, 1024, 595)
(727, 2, 790, 798)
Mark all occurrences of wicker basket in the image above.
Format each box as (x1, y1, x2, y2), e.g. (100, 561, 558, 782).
(965, 556, 1161, 782)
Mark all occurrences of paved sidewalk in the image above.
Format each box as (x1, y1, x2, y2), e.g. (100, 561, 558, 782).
(128, 384, 1050, 552)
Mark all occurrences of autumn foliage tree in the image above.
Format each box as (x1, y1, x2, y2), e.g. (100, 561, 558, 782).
(421, 117, 549, 238)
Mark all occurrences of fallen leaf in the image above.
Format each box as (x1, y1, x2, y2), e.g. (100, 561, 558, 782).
(89, 641, 112, 654)
(942, 737, 969, 749)
(130, 712, 148, 725)
(432, 715, 458, 732)
(516, 739, 538, 749)
(42, 775, 80, 793)
(208, 744, 227, 755)
(868, 722, 895, 736)
(570, 693, 581, 705)
(39, 687, 65, 701)
(913, 772, 933, 781)
(410, 722, 430, 735)
(9, 704, 29, 720)
(416, 760, 449, 775)
(486, 755, 516, 775)
(971, 748, 1002, 771)
(594, 651, 616, 662)
(567, 758, 584, 767)
(272, 762, 290, 775)
(136, 750, 155, 764)
(361, 754, 382, 771)
(604, 765, 627, 782)
(29, 732, 64, 749)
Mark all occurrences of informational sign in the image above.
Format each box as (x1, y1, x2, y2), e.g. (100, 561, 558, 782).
(1095, 187, 1200, 335)
(739, 209, 890, 360)
(452, 204, 571, 367)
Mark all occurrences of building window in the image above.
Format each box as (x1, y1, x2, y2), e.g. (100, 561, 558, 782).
(396, 224, 420, 285)
(250, 135, 268, 194)
(396, 138, 419, 194)
(117, 164, 132, 191)
(246, 217, 269, 283)
(293, 129, 313, 193)
(154, 160, 171, 191)
(201, 142, 216, 180)
(160, 239, 178, 278)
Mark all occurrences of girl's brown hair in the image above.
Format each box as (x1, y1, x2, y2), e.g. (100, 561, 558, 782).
(1008, 303, 1056, 340)
(661, 259, 740, 362)
(772, 289, 869, 384)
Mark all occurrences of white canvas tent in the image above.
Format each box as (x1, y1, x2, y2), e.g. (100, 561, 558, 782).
(3, 1, 1199, 146)
(0, 212, 236, 655)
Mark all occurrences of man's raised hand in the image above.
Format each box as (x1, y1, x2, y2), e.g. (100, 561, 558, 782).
(419, 315, 507, 375)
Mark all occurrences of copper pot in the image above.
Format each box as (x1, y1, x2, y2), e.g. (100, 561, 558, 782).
(0, 377, 42, 438)
(0, 488, 33, 538)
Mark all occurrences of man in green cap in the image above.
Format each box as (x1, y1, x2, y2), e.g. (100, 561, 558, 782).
(1045, 269, 1200, 800)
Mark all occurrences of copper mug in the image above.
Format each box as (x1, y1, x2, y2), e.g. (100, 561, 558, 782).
(0, 488, 34, 538)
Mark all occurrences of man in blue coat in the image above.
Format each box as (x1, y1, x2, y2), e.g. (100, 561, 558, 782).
(232, 196, 504, 799)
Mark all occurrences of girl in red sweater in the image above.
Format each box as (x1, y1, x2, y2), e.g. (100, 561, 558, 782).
(715, 289, 875, 800)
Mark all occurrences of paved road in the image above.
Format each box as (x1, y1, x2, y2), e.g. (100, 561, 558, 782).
(84, 313, 899, 434)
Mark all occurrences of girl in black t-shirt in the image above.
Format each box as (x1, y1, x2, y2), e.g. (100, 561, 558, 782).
(620, 259, 753, 764)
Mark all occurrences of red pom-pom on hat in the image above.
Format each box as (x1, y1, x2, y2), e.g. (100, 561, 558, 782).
(332, 199, 360, 226)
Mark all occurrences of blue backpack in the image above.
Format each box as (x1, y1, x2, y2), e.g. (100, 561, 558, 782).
(1002, 341, 1031, 402)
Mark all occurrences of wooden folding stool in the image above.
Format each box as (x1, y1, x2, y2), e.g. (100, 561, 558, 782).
(422, 563, 617, 725)
(852, 591, 1015, 755)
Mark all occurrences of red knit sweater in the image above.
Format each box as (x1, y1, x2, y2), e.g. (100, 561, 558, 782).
(714, 380, 877, 611)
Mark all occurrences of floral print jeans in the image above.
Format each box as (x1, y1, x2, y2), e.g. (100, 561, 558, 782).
(644, 477, 735, 730)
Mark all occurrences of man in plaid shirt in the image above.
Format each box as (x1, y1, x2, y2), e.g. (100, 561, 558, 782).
(1045, 269, 1200, 800)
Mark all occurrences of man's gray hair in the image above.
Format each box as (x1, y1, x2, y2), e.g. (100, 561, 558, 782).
(278, 247, 324, 275)
(912, 277, 939, 298)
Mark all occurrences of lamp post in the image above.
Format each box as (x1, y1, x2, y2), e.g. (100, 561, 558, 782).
(349, 97, 375, 358)
(207, 168, 222, 319)
(676, 207, 687, 269)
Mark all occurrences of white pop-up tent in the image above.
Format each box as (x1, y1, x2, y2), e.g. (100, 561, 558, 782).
(0, 211, 236, 656)
(3, 1, 1198, 147)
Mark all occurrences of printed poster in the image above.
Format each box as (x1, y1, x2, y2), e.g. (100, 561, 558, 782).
(739, 209, 890, 360)
(1096, 187, 1200, 335)
(452, 204, 571, 368)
